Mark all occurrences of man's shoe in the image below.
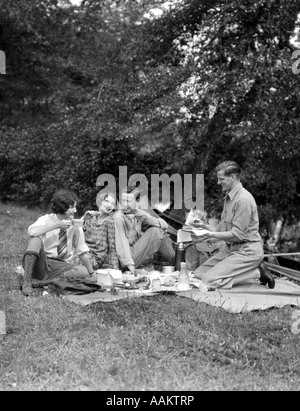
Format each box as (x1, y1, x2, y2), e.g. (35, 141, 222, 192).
(21, 283, 33, 296)
(259, 262, 275, 289)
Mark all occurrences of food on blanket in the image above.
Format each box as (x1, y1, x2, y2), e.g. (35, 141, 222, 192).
(162, 275, 176, 287)
(123, 276, 151, 290)
(135, 278, 151, 289)
(125, 276, 144, 285)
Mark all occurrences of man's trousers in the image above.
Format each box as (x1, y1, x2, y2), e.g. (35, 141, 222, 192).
(23, 237, 89, 280)
(194, 241, 264, 289)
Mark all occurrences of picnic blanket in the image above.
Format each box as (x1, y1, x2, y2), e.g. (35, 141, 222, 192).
(61, 276, 300, 314)
(178, 278, 300, 313)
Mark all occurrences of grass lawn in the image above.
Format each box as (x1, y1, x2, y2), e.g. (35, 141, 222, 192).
(1, 202, 300, 391)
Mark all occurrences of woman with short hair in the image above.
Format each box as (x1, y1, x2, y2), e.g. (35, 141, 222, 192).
(83, 192, 119, 271)
(21, 189, 94, 296)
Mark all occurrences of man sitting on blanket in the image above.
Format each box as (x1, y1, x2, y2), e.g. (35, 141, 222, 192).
(114, 186, 175, 275)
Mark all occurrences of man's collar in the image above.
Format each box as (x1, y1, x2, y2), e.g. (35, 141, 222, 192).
(122, 210, 136, 220)
(224, 182, 243, 200)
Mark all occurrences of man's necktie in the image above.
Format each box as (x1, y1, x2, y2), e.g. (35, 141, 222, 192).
(57, 228, 68, 259)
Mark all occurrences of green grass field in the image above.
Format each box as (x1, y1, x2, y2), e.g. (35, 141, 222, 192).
(1, 202, 300, 391)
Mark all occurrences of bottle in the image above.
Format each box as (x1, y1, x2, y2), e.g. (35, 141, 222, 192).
(177, 262, 190, 291)
(175, 242, 185, 272)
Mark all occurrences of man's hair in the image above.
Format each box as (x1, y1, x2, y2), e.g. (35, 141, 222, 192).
(51, 189, 78, 214)
(121, 185, 140, 201)
(216, 161, 241, 177)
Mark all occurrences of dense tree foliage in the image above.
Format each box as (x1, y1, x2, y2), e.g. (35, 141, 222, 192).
(0, 0, 300, 231)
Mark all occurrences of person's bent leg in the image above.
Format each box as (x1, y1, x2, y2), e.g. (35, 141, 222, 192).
(131, 227, 164, 268)
(202, 242, 263, 289)
(47, 259, 89, 280)
(22, 237, 48, 296)
(202, 264, 260, 289)
(22, 254, 38, 296)
(194, 247, 229, 280)
(157, 233, 175, 265)
(63, 265, 89, 279)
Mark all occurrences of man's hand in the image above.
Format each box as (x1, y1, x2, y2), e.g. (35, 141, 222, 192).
(127, 264, 137, 276)
(134, 209, 148, 221)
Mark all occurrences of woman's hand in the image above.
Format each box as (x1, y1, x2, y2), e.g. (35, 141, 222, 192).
(83, 210, 100, 221)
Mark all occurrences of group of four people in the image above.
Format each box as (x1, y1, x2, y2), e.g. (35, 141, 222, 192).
(21, 160, 275, 296)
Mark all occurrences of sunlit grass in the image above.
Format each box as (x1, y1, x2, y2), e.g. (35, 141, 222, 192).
(1, 202, 300, 391)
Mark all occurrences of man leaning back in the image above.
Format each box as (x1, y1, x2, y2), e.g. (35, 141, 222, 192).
(114, 186, 175, 275)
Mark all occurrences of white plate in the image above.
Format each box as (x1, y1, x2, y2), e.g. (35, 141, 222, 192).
(191, 229, 209, 236)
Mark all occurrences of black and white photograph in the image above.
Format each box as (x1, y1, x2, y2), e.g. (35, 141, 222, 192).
(1, 0, 300, 393)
